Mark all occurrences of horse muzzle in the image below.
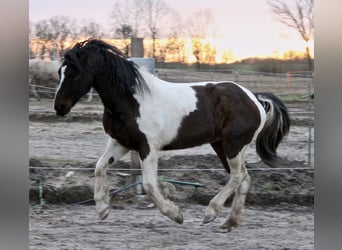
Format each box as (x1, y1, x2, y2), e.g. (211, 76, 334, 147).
(54, 103, 71, 116)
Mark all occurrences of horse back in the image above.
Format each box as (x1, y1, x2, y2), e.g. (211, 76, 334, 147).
(162, 82, 262, 152)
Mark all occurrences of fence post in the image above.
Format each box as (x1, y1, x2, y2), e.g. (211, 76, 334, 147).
(234, 70, 239, 82)
(286, 72, 292, 89)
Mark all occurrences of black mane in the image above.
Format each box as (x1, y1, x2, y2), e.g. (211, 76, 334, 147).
(64, 38, 148, 96)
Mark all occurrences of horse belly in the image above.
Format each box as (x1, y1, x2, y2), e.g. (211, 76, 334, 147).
(161, 119, 217, 150)
(162, 136, 213, 150)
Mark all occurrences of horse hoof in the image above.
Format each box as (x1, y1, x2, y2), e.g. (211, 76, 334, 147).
(175, 212, 183, 224)
(99, 207, 110, 220)
(220, 219, 239, 232)
(203, 214, 216, 224)
(216, 226, 232, 233)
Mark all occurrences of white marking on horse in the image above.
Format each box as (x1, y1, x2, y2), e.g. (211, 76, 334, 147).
(256, 95, 275, 126)
(55, 65, 67, 96)
(203, 146, 248, 227)
(134, 71, 199, 149)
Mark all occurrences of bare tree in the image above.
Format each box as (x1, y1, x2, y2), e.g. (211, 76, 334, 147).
(79, 21, 104, 39)
(155, 36, 185, 64)
(186, 9, 216, 38)
(142, 0, 179, 58)
(34, 15, 76, 60)
(34, 20, 51, 59)
(115, 24, 133, 56)
(268, 0, 314, 70)
(191, 39, 217, 67)
(109, 0, 145, 55)
(109, 0, 182, 60)
(145, 4, 183, 61)
(110, 0, 144, 38)
(49, 16, 77, 58)
(186, 9, 217, 68)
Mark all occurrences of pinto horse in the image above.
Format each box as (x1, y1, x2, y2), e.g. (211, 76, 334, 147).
(54, 39, 290, 232)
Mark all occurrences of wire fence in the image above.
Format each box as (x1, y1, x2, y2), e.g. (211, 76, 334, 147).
(28, 166, 314, 172)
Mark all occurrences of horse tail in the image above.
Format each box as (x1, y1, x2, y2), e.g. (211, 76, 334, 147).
(255, 92, 290, 166)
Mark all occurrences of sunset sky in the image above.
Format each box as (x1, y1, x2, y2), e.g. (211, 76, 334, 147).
(29, 0, 314, 60)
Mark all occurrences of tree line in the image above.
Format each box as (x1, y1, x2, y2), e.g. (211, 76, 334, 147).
(29, 0, 313, 70)
(29, 0, 219, 66)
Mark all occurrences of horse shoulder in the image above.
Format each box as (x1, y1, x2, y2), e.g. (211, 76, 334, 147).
(135, 83, 199, 147)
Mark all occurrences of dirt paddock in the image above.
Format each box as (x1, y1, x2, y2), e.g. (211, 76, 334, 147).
(29, 97, 314, 249)
(29, 203, 313, 250)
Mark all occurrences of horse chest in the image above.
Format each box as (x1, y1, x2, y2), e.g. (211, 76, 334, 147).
(102, 109, 149, 153)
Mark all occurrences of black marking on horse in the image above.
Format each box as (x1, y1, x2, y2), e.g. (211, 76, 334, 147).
(162, 82, 260, 159)
(108, 157, 114, 165)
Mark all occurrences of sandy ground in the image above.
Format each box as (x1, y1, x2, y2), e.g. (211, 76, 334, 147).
(29, 98, 314, 249)
(29, 204, 313, 250)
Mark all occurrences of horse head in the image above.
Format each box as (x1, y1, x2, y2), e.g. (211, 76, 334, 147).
(54, 40, 98, 116)
(54, 38, 147, 116)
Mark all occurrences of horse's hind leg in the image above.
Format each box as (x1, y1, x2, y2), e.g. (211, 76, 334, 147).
(203, 147, 246, 225)
(140, 150, 183, 224)
(220, 162, 251, 232)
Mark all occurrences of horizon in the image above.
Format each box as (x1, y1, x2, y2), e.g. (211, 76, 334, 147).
(29, 0, 314, 61)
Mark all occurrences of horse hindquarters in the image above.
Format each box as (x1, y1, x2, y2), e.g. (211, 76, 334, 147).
(203, 83, 265, 231)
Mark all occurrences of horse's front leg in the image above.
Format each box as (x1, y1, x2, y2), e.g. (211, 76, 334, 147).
(141, 150, 183, 224)
(94, 138, 128, 220)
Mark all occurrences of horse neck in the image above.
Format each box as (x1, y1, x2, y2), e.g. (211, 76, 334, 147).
(93, 79, 139, 114)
